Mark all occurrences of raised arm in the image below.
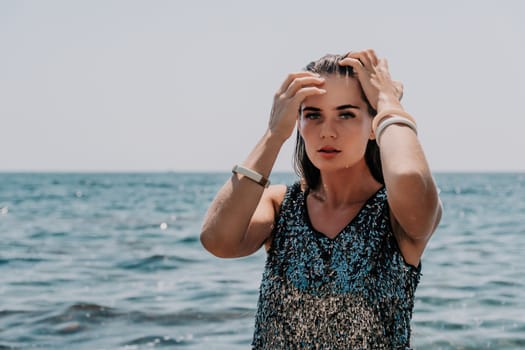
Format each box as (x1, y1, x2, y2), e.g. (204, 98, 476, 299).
(200, 72, 326, 258)
(340, 50, 442, 265)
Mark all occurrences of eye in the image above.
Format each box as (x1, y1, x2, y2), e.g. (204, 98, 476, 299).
(339, 112, 356, 119)
(304, 112, 321, 120)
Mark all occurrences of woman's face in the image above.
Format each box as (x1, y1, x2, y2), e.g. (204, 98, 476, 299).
(298, 74, 373, 172)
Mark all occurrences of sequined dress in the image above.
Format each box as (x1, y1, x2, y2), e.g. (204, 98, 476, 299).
(252, 182, 421, 349)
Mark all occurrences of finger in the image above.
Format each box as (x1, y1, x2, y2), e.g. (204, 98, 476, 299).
(393, 80, 403, 90)
(347, 51, 373, 70)
(274, 87, 326, 121)
(284, 76, 325, 98)
(393, 80, 404, 100)
(376, 58, 393, 79)
(277, 72, 320, 96)
(294, 87, 327, 109)
(296, 86, 326, 99)
(338, 57, 366, 73)
(363, 48, 379, 66)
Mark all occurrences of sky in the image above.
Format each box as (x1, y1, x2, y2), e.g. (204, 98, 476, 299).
(1, 0, 524, 172)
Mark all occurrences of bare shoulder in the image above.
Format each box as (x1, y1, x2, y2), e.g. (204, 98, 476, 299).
(257, 184, 287, 252)
(264, 184, 288, 212)
(249, 183, 288, 235)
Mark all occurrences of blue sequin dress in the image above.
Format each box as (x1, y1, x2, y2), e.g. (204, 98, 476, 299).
(252, 182, 421, 349)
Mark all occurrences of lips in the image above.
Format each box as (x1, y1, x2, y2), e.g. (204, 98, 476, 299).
(318, 146, 341, 153)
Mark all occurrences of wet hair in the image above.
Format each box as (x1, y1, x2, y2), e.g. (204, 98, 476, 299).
(293, 53, 384, 189)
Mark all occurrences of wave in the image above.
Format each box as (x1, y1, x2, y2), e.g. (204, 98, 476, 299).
(0, 309, 33, 318)
(14, 302, 254, 344)
(34, 303, 122, 326)
(126, 307, 254, 326)
(177, 236, 199, 244)
(121, 335, 190, 347)
(32, 302, 253, 326)
(0, 257, 47, 266)
(116, 254, 198, 271)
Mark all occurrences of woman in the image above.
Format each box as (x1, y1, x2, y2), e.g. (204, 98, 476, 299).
(200, 49, 442, 349)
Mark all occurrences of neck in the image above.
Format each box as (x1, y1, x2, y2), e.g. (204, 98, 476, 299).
(311, 162, 381, 209)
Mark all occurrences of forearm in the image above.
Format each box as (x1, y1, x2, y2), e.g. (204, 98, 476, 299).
(200, 129, 284, 257)
(376, 97, 441, 239)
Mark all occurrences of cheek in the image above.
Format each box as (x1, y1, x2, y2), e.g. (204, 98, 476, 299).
(298, 124, 318, 155)
(297, 118, 313, 138)
(359, 117, 374, 138)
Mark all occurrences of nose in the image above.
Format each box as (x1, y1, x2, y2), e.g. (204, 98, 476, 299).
(320, 120, 337, 139)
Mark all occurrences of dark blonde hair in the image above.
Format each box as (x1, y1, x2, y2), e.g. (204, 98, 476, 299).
(293, 54, 383, 189)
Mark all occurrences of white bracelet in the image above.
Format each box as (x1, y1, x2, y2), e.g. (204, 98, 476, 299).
(375, 116, 418, 146)
(232, 165, 270, 188)
(372, 108, 416, 133)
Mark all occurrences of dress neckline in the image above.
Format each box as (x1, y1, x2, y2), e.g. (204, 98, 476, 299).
(302, 185, 385, 241)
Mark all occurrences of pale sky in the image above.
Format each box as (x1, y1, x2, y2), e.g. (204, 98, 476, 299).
(1, 0, 524, 172)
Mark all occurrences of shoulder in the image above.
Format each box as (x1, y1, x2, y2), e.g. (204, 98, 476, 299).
(265, 184, 287, 210)
(265, 182, 299, 210)
(262, 181, 305, 219)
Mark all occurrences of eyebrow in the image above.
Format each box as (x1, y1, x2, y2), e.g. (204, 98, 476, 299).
(336, 104, 360, 110)
(301, 104, 360, 112)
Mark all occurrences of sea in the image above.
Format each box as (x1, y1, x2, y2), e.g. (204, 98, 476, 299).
(0, 172, 524, 350)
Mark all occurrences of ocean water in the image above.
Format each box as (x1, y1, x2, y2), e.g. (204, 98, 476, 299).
(0, 172, 524, 350)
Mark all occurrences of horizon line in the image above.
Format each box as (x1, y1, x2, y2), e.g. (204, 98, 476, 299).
(1, 169, 525, 174)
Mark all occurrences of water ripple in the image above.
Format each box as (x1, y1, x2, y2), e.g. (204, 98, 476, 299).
(1, 173, 524, 349)
(121, 335, 191, 347)
(116, 254, 197, 271)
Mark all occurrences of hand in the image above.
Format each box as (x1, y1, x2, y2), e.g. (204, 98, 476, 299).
(339, 49, 403, 110)
(268, 72, 325, 142)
